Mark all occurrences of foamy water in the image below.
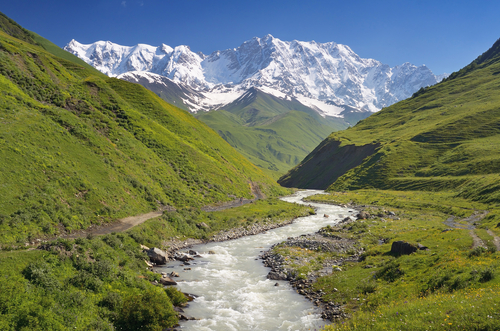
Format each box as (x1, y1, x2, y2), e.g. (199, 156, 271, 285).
(156, 190, 355, 330)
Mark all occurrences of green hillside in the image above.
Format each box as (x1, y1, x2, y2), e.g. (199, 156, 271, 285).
(197, 88, 348, 177)
(280, 38, 500, 204)
(0, 17, 286, 245)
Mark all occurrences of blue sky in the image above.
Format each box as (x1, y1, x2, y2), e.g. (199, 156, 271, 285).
(2, 0, 499, 75)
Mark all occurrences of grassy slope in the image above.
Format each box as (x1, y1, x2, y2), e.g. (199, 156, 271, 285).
(0, 21, 286, 244)
(197, 89, 348, 178)
(274, 39, 500, 330)
(280, 38, 500, 205)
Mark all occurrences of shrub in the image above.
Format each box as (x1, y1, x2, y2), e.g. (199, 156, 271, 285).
(23, 261, 60, 291)
(117, 288, 177, 331)
(164, 286, 188, 306)
(375, 261, 404, 282)
(70, 270, 103, 292)
(468, 246, 487, 257)
(479, 268, 495, 282)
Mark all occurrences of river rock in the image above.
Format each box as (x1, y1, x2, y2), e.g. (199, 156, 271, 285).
(391, 240, 417, 255)
(145, 247, 168, 265)
(267, 271, 287, 280)
(160, 276, 177, 286)
(175, 253, 194, 262)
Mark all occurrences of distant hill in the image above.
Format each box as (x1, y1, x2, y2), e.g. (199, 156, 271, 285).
(196, 88, 351, 177)
(0, 12, 284, 244)
(279, 38, 500, 204)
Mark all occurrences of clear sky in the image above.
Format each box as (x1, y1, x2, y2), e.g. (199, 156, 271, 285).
(2, 0, 499, 75)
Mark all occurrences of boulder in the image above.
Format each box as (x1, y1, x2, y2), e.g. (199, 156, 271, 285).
(417, 243, 429, 251)
(175, 254, 194, 262)
(159, 276, 177, 286)
(390, 241, 417, 256)
(357, 211, 370, 220)
(267, 271, 287, 280)
(196, 222, 210, 229)
(145, 247, 168, 265)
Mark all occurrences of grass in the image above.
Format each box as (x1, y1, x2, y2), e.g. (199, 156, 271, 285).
(126, 198, 314, 249)
(266, 189, 500, 330)
(0, 18, 288, 245)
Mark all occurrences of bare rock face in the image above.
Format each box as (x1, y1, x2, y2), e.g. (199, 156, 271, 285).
(390, 241, 417, 256)
(145, 247, 168, 265)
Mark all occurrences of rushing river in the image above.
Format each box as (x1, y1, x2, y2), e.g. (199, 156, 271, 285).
(156, 190, 356, 331)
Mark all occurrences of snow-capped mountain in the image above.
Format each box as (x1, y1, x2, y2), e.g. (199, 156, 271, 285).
(65, 36, 445, 116)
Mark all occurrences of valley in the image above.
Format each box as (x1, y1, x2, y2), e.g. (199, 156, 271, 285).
(1, 8, 500, 331)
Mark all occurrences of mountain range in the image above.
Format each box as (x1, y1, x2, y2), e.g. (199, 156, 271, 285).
(64, 36, 446, 117)
(64, 36, 446, 177)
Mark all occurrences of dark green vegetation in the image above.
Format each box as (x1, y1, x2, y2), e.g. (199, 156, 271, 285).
(196, 88, 350, 178)
(0, 13, 287, 245)
(279, 38, 500, 201)
(0, 199, 312, 330)
(0, 234, 182, 331)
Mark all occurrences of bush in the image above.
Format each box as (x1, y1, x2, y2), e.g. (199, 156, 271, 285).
(164, 286, 188, 306)
(70, 270, 103, 292)
(468, 246, 487, 257)
(479, 268, 495, 282)
(375, 261, 404, 282)
(23, 261, 60, 291)
(117, 288, 177, 331)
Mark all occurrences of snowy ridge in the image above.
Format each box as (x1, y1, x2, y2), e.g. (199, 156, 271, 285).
(65, 36, 447, 116)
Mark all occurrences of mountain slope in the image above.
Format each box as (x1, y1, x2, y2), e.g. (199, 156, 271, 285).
(279, 38, 500, 204)
(0, 19, 284, 244)
(195, 88, 348, 177)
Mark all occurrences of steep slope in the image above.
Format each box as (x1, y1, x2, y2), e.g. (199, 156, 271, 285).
(65, 36, 443, 115)
(280, 38, 500, 204)
(0, 19, 284, 244)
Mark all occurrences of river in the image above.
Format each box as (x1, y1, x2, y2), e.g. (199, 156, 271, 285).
(156, 190, 356, 330)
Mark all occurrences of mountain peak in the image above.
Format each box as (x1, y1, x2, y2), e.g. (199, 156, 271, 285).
(65, 37, 442, 114)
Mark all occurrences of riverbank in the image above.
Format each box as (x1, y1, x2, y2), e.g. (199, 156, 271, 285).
(271, 190, 500, 330)
(152, 190, 362, 330)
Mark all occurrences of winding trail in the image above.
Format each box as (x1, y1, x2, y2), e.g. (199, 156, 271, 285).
(62, 182, 264, 239)
(443, 212, 491, 249)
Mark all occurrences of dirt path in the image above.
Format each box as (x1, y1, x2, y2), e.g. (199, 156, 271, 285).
(201, 182, 265, 212)
(63, 211, 164, 239)
(487, 229, 500, 251)
(63, 182, 265, 239)
(443, 212, 490, 249)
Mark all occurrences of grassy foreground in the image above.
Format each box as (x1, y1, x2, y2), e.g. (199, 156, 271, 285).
(0, 199, 313, 330)
(268, 190, 500, 330)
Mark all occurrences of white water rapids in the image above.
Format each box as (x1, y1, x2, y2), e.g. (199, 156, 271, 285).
(156, 190, 356, 330)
